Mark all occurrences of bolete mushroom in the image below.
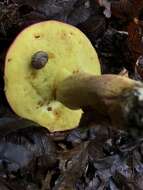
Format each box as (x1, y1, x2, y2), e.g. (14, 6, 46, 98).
(4, 21, 143, 132)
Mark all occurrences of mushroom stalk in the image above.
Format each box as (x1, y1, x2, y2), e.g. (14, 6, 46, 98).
(57, 73, 143, 130)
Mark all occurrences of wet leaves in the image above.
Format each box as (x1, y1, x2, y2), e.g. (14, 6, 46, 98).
(0, 117, 142, 189)
(111, 0, 143, 21)
(47, 125, 143, 190)
(96, 28, 133, 74)
(0, 124, 57, 189)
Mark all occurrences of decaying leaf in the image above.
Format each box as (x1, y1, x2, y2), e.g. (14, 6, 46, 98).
(0, 124, 57, 189)
(111, 0, 143, 21)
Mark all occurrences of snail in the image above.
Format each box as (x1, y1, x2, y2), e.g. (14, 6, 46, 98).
(4, 21, 143, 132)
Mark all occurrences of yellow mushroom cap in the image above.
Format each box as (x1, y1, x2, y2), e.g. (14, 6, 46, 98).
(4, 20, 101, 132)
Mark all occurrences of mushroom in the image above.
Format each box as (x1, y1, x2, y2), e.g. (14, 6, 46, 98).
(4, 21, 143, 132)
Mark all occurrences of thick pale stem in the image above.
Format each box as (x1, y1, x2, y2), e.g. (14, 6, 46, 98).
(56, 73, 140, 109)
(56, 73, 143, 130)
